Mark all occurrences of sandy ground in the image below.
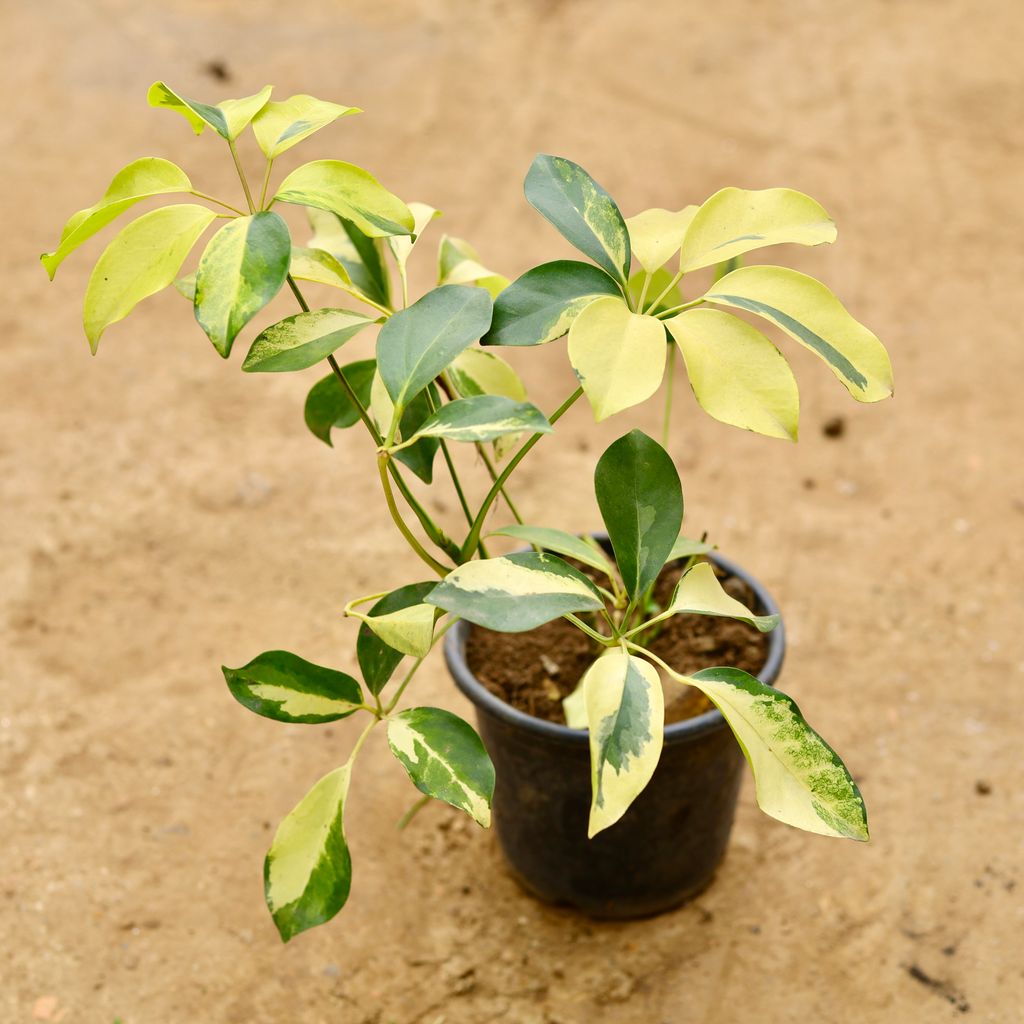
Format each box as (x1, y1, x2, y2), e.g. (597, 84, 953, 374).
(3, 1, 1023, 1020)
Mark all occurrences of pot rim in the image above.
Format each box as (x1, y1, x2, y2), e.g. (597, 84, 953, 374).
(444, 538, 786, 746)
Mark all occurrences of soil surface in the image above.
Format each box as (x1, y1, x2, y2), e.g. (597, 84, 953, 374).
(466, 562, 767, 724)
(5, 2, 1024, 1022)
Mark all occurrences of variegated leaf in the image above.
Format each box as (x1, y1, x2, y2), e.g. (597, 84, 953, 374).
(399, 395, 551, 446)
(253, 94, 360, 158)
(265, 765, 352, 941)
(524, 155, 631, 286)
(348, 602, 437, 658)
(583, 651, 664, 837)
(356, 582, 437, 695)
(679, 187, 836, 273)
(666, 562, 779, 632)
(426, 551, 604, 632)
(148, 81, 272, 140)
(307, 209, 391, 307)
(42, 158, 194, 278)
(625, 206, 697, 273)
(666, 306, 799, 440)
(685, 667, 868, 841)
(483, 260, 621, 347)
(447, 348, 528, 458)
(83, 204, 217, 352)
(568, 296, 666, 421)
(704, 266, 894, 402)
(223, 650, 363, 724)
(437, 235, 509, 297)
(242, 307, 375, 373)
(388, 202, 441, 282)
(490, 525, 614, 577)
(666, 534, 713, 561)
(387, 707, 495, 827)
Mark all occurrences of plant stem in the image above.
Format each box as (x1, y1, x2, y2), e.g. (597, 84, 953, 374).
(564, 613, 613, 645)
(258, 158, 274, 210)
(662, 341, 676, 448)
(228, 139, 256, 213)
(644, 269, 683, 314)
(378, 455, 450, 576)
(383, 616, 459, 714)
(635, 271, 652, 313)
(190, 190, 247, 217)
(345, 716, 379, 767)
(655, 297, 705, 320)
(460, 387, 583, 562)
(396, 793, 431, 830)
(476, 443, 525, 525)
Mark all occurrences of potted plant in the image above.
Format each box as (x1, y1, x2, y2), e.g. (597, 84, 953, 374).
(43, 83, 893, 941)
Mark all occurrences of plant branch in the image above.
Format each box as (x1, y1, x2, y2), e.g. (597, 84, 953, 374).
(190, 190, 247, 216)
(476, 443, 525, 525)
(228, 139, 257, 213)
(635, 270, 652, 313)
(662, 341, 676, 448)
(655, 298, 705, 320)
(258, 158, 274, 210)
(644, 269, 682, 314)
(378, 454, 450, 576)
(564, 613, 614, 645)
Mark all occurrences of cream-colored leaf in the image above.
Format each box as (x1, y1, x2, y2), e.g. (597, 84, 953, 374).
(388, 203, 441, 280)
(626, 206, 697, 273)
(253, 94, 360, 158)
(679, 186, 836, 272)
(666, 307, 799, 440)
(568, 296, 667, 421)
(350, 603, 436, 658)
(666, 562, 779, 631)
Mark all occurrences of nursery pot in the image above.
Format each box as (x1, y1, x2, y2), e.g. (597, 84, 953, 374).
(444, 544, 785, 919)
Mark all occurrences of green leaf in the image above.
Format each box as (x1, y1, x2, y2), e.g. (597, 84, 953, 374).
(583, 651, 664, 837)
(194, 212, 291, 358)
(524, 155, 631, 286)
(627, 268, 681, 315)
(148, 81, 272, 140)
(665, 307, 799, 440)
(304, 359, 375, 445)
(41, 157, 194, 279)
(705, 266, 894, 402)
(568, 296, 667, 421)
(427, 551, 604, 632)
(387, 707, 495, 827)
(376, 285, 493, 410)
(447, 348, 528, 459)
(625, 206, 697, 273)
(387, 202, 441, 282)
(594, 430, 682, 601)
(264, 765, 352, 942)
(275, 160, 414, 238)
(307, 209, 391, 307)
(667, 534, 713, 561)
(400, 395, 551, 446)
(253, 94, 360, 158)
(83, 204, 217, 352)
(357, 582, 437, 695)
(437, 235, 509, 298)
(679, 186, 836, 273)
(666, 562, 779, 632)
(685, 667, 868, 840)
(242, 308, 375, 373)
(490, 525, 614, 577)
(349, 602, 437, 658)
(222, 650, 363, 724)
(483, 260, 622, 348)
(370, 373, 441, 482)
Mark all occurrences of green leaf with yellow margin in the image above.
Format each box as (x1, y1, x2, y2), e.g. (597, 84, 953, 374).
(683, 667, 868, 840)
(42, 158, 194, 279)
(427, 551, 604, 632)
(490, 525, 614, 577)
(264, 764, 353, 941)
(704, 265, 894, 402)
(253, 94, 360, 158)
(194, 212, 291, 358)
(387, 707, 495, 827)
(399, 395, 551, 446)
(369, 372, 440, 483)
(568, 296, 667, 421)
(243, 307, 375, 373)
(348, 602, 437, 658)
(583, 651, 664, 837)
(307, 209, 391, 307)
(679, 187, 836, 273)
(665, 307, 799, 440)
(594, 430, 682, 601)
(483, 260, 621, 348)
(447, 347, 528, 458)
(666, 562, 779, 631)
(275, 160, 414, 238)
(148, 81, 272, 140)
(625, 206, 697, 273)
(524, 155, 631, 286)
(83, 204, 218, 352)
(222, 650, 363, 724)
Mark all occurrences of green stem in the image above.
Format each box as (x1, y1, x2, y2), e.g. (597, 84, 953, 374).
(397, 793, 432, 830)
(258, 158, 274, 210)
(655, 297, 705, 320)
(190, 190, 247, 217)
(345, 716, 379, 767)
(228, 139, 256, 213)
(644, 269, 682, 315)
(662, 341, 676, 448)
(635, 271, 652, 313)
(476, 443, 525, 525)
(460, 387, 583, 562)
(383, 616, 459, 714)
(378, 455, 450, 576)
(564, 613, 614, 645)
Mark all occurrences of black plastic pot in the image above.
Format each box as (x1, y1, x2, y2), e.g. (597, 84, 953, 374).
(444, 545, 785, 919)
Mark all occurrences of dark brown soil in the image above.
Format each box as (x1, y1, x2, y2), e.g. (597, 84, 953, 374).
(464, 559, 770, 725)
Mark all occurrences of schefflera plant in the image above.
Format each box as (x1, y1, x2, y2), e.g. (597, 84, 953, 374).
(42, 83, 892, 943)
